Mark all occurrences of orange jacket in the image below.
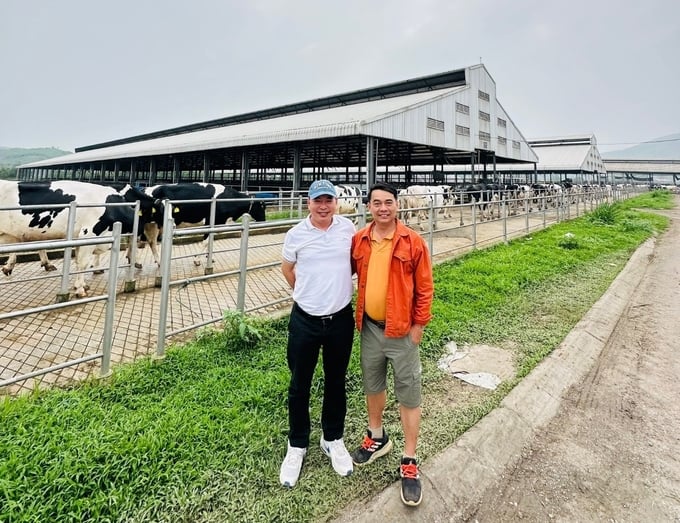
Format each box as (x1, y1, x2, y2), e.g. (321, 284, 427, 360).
(352, 220, 433, 338)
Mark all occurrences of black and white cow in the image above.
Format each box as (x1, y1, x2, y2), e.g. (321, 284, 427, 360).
(464, 183, 501, 221)
(399, 185, 456, 227)
(142, 183, 267, 266)
(0, 180, 163, 297)
(334, 184, 363, 221)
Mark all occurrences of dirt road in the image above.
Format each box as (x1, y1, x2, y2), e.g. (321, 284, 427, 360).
(332, 199, 680, 523)
(470, 203, 680, 522)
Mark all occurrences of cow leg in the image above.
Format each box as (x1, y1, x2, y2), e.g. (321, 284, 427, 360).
(91, 251, 107, 275)
(38, 250, 57, 271)
(193, 239, 208, 266)
(144, 223, 162, 267)
(73, 245, 97, 298)
(2, 253, 17, 276)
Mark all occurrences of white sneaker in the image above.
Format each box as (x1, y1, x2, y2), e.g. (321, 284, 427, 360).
(279, 442, 307, 487)
(320, 436, 353, 477)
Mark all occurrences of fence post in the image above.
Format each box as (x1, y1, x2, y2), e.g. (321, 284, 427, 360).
(524, 197, 530, 232)
(155, 201, 175, 360)
(205, 196, 217, 275)
(429, 198, 436, 232)
(236, 215, 251, 312)
(427, 199, 434, 256)
(124, 200, 140, 293)
(100, 221, 121, 378)
(358, 202, 367, 228)
(502, 200, 508, 244)
(471, 201, 477, 249)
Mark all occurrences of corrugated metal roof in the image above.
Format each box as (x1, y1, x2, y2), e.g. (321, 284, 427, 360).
(77, 68, 468, 152)
(532, 144, 592, 169)
(604, 159, 680, 174)
(19, 64, 539, 171)
(22, 88, 462, 168)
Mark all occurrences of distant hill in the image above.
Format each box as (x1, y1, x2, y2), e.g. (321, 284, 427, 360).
(601, 133, 680, 160)
(0, 146, 72, 167)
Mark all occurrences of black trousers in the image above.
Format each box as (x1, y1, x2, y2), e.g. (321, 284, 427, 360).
(286, 302, 355, 448)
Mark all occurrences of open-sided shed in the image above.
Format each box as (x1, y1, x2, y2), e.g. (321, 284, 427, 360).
(18, 64, 538, 191)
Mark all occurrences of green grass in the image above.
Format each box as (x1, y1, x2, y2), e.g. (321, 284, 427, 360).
(0, 192, 673, 522)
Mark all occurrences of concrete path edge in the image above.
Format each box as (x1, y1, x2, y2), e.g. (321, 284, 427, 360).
(332, 237, 656, 522)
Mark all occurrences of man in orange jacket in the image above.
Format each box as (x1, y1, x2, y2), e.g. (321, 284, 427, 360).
(350, 181, 434, 507)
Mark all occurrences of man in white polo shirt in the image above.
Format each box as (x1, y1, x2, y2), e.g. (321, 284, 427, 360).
(279, 179, 356, 488)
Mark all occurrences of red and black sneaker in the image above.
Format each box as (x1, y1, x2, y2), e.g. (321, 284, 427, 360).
(400, 457, 422, 506)
(350, 429, 393, 465)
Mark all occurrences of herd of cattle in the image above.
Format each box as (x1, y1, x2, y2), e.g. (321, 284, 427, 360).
(0, 181, 266, 297)
(0, 179, 608, 297)
(335, 181, 610, 225)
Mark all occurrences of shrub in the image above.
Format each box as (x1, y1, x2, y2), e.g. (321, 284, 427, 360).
(587, 203, 619, 225)
(557, 232, 580, 249)
(620, 218, 654, 234)
(221, 310, 263, 350)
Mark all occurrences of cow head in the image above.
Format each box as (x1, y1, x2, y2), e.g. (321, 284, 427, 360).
(119, 185, 165, 230)
(247, 200, 267, 222)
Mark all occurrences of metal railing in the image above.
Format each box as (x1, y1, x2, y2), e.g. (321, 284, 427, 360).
(0, 223, 122, 388)
(0, 184, 641, 393)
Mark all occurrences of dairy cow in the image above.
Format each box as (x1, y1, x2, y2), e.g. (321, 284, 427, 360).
(398, 185, 455, 227)
(142, 183, 267, 266)
(334, 184, 363, 221)
(464, 183, 501, 220)
(0, 180, 163, 297)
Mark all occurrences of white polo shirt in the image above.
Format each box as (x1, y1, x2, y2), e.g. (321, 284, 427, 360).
(282, 214, 355, 316)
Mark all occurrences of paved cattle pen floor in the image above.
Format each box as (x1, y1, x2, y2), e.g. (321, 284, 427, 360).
(0, 204, 586, 395)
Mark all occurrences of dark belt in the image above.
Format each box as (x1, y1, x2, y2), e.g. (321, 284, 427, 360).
(294, 302, 352, 321)
(364, 314, 386, 329)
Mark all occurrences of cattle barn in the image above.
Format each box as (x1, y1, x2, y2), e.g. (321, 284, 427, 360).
(17, 64, 539, 192)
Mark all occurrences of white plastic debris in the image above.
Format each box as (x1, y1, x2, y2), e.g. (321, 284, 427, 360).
(437, 341, 468, 371)
(451, 371, 501, 390)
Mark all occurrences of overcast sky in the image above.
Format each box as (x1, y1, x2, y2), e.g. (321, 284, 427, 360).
(2, 0, 678, 153)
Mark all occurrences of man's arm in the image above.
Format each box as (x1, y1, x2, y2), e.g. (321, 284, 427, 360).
(281, 259, 296, 289)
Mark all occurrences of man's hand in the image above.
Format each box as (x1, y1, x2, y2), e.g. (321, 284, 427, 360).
(410, 324, 425, 345)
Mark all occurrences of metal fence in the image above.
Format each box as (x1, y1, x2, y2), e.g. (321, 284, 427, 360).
(0, 185, 640, 395)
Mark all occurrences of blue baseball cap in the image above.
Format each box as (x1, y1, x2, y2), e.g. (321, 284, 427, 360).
(308, 180, 337, 199)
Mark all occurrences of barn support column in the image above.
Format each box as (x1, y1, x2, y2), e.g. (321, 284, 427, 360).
(240, 151, 250, 192)
(366, 137, 378, 191)
(470, 152, 476, 184)
(533, 163, 538, 184)
(113, 160, 120, 183)
(173, 157, 180, 183)
(100, 162, 105, 183)
(292, 146, 301, 193)
(202, 153, 209, 183)
(130, 160, 136, 185)
(149, 158, 157, 186)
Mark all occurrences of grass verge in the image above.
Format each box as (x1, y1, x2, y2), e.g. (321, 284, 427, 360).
(0, 190, 673, 522)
